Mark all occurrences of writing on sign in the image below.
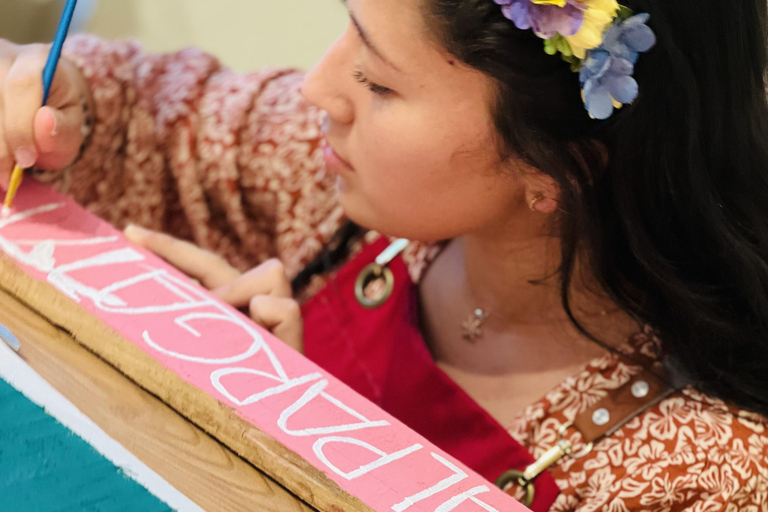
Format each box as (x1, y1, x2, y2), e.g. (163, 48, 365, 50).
(0, 182, 526, 512)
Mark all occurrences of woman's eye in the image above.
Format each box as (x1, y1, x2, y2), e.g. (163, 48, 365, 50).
(353, 69, 394, 97)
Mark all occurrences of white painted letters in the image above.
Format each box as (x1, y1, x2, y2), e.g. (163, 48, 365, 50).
(314, 437, 423, 480)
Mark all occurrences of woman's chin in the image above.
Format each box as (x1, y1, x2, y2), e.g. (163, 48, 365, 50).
(338, 205, 436, 243)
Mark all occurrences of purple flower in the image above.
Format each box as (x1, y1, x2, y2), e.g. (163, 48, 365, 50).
(494, 0, 584, 39)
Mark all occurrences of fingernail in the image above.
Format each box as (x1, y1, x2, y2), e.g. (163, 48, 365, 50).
(14, 147, 37, 169)
(124, 224, 147, 242)
(50, 116, 59, 137)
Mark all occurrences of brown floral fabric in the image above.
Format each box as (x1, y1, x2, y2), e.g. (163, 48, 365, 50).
(56, 36, 767, 511)
(510, 330, 768, 511)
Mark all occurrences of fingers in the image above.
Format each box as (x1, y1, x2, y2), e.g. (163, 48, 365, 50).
(33, 104, 84, 170)
(0, 44, 85, 183)
(124, 225, 241, 289)
(33, 57, 88, 170)
(123, 224, 303, 352)
(213, 259, 293, 307)
(0, 42, 17, 189)
(210, 259, 300, 351)
(3, 44, 49, 168)
(249, 295, 304, 353)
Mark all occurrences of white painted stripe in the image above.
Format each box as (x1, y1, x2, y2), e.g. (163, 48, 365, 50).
(0, 338, 206, 512)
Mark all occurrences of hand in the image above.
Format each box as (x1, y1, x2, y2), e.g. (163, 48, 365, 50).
(124, 225, 304, 353)
(0, 39, 92, 189)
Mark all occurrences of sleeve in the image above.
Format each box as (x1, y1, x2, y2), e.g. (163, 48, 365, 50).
(46, 35, 344, 277)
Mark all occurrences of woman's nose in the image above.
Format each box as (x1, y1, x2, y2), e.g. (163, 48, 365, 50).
(301, 32, 355, 126)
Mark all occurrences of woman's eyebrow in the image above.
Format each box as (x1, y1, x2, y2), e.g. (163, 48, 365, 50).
(345, 8, 403, 72)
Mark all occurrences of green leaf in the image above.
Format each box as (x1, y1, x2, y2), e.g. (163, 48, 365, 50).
(556, 37, 573, 57)
(617, 5, 634, 21)
(544, 35, 583, 72)
(544, 39, 557, 56)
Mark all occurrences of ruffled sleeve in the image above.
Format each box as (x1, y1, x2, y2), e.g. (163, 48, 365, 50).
(48, 35, 344, 276)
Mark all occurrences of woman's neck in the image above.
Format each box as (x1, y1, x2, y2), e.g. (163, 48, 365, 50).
(419, 231, 639, 377)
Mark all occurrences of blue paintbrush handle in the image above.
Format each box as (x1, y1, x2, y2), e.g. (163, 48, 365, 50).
(42, 0, 79, 105)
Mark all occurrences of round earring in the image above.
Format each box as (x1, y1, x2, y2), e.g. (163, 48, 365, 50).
(529, 194, 545, 212)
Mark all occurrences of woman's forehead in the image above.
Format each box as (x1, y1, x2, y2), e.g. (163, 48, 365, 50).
(347, 0, 440, 72)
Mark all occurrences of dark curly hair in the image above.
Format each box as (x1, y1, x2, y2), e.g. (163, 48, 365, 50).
(294, 0, 768, 416)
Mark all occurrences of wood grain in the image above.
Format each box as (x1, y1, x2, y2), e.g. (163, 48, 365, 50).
(0, 287, 315, 512)
(0, 251, 373, 512)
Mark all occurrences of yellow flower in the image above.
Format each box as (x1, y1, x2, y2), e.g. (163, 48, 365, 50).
(531, 0, 568, 6)
(566, 0, 620, 58)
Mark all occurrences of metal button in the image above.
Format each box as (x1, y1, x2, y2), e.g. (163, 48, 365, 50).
(592, 408, 611, 426)
(631, 380, 650, 398)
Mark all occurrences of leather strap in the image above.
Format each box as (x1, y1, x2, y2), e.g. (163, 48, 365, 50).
(573, 367, 673, 444)
(500, 366, 676, 507)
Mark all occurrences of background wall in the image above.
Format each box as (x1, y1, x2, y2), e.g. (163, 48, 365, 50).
(0, 0, 348, 72)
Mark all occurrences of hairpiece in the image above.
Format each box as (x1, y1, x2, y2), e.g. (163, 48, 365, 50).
(493, 0, 656, 119)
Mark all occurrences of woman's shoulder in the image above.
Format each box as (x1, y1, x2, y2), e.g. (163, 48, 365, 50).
(550, 387, 768, 512)
(519, 330, 768, 511)
(545, 389, 767, 511)
(656, 387, 768, 481)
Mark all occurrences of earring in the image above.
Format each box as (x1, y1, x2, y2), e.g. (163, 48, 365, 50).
(529, 194, 545, 212)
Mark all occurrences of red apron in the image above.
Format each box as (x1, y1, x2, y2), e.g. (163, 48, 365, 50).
(302, 237, 560, 512)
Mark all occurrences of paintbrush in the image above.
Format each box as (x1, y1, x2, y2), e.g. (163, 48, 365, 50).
(2, 0, 79, 218)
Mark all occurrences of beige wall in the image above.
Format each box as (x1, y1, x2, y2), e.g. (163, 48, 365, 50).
(0, 0, 96, 44)
(86, 0, 348, 72)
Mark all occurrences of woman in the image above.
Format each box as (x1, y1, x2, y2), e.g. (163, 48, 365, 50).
(0, 0, 766, 510)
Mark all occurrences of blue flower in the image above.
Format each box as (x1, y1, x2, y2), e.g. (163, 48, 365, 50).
(579, 14, 655, 119)
(601, 13, 656, 64)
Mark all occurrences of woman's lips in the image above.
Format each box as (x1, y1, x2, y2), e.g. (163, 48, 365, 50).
(322, 143, 355, 173)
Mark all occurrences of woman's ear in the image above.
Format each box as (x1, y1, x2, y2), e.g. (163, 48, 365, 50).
(523, 172, 559, 214)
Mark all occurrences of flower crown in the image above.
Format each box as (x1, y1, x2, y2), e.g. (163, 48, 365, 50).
(493, 0, 656, 120)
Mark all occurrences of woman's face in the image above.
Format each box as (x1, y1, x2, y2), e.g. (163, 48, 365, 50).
(302, 0, 529, 242)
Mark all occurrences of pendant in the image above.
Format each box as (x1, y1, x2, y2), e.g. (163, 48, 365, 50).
(461, 309, 489, 343)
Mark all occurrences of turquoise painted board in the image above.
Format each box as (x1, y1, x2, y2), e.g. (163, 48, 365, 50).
(0, 378, 174, 512)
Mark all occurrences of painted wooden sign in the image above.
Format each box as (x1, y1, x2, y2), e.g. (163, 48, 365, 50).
(0, 181, 528, 512)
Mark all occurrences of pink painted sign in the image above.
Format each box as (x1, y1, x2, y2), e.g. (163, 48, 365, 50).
(0, 181, 529, 512)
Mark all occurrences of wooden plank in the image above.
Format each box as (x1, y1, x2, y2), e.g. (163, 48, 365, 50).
(0, 288, 315, 512)
(0, 182, 523, 512)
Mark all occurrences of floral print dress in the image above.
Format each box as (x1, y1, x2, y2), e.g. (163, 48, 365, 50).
(53, 36, 768, 511)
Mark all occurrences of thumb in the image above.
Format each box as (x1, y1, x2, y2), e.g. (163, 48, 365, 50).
(33, 105, 84, 171)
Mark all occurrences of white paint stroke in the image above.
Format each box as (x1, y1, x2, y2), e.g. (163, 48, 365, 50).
(0, 202, 65, 230)
(11, 237, 120, 247)
(0, 338, 205, 512)
(313, 436, 423, 480)
(277, 380, 390, 437)
(211, 367, 323, 407)
(0, 202, 287, 378)
(391, 453, 468, 512)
